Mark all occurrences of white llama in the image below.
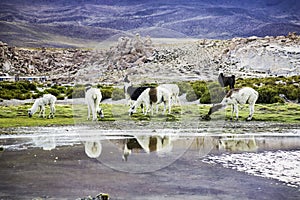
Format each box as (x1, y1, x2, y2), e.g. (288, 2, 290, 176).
(85, 141, 102, 158)
(128, 85, 172, 115)
(220, 87, 259, 121)
(159, 83, 180, 105)
(85, 87, 104, 121)
(28, 94, 57, 118)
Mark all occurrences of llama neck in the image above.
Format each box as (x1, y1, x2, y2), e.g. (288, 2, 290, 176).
(133, 89, 148, 108)
(124, 82, 132, 94)
(30, 99, 40, 114)
(133, 94, 144, 108)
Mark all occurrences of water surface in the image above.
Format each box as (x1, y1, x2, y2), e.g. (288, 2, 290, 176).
(0, 122, 299, 199)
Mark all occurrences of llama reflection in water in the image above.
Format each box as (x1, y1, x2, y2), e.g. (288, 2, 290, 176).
(122, 135, 174, 161)
(32, 136, 56, 151)
(218, 137, 257, 152)
(85, 141, 102, 158)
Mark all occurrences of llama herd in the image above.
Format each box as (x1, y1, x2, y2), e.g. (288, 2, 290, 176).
(27, 73, 259, 121)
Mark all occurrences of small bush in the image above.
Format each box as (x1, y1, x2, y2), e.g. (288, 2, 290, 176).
(191, 81, 207, 98)
(177, 82, 192, 95)
(57, 94, 65, 100)
(112, 88, 125, 100)
(44, 88, 60, 97)
(72, 86, 85, 98)
(100, 87, 113, 100)
(186, 89, 198, 102)
(199, 91, 211, 104)
(257, 87, 278, 103)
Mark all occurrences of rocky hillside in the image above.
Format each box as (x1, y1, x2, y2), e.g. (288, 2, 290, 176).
(0, 33, 300, 85)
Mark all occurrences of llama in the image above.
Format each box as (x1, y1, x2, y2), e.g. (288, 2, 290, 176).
(85, 141, 102, 158)
(123, 75, 152, 114)
(159, 83, 180, 105)
(218, 73, 235, 89)
(206, 87, 259, 121)
(219, 136, 257, 152)
(128, 85, 172, 116)
(122, 135, 173, 161)
(85, 87, 104, 121)
(123, 75, 151, 108)
(28, 94, 56, 118)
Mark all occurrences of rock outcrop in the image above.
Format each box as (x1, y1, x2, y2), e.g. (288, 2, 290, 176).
(1, 32, 299, 85)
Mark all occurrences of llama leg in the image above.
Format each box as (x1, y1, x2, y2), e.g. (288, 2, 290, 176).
(151, 104, 154, 115)
(145, 104, 150, 115)
(234, 104, 239, 120)
(53, 106, 56, 118)
(92, 104, 97, 121)
(156, 136, 163, 152)
(247, 93, 258, 121)
(38, 106, 42, 118)
(49, 104, 55, 118)
(41, 106, 45, 118)
(247, 103, 254, 121)
(141, 103, 145, 114)
(231, 104, 238, 120)
(230, 105, 234, 120)
(42, 107, 46, 118)
(162, 102, 166, 115)
(87, 105, 91, 120)
(168, 96, 171, 114)
(176, 95, 182, 114)
(48, 106, 52, 118)
(98, 107, 104, 118)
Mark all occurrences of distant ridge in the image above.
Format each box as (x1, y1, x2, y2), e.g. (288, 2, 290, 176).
(0, 0, 299, 47)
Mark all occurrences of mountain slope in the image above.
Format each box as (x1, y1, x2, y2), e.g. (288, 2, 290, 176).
(0, 0, 299, 47)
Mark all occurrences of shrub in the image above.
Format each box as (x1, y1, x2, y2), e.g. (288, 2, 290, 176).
(100, 88, 113, 100)
(66, 87, 74, 99)
(177, 82, 192, 95)
(112, 88, 125, 100)
(186, 89, 198, 102)
(57, 94, 65, 100)
(199, 91, 211, 104)
(44, 88, 60, 97)
(191, 81, 207, 99)
(72, 86, 85, 98)
(257, 86, 278, 103)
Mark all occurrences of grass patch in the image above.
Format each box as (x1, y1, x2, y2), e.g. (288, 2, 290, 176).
(0, 103, 299, 128)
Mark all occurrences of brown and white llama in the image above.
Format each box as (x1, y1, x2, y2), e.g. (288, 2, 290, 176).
(128, 85, 172, 116)
(122, 135, 174, 161)
(206, 87, 259, 121)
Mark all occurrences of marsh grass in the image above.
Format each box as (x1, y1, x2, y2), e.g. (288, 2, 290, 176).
(0, 103, 299, 128)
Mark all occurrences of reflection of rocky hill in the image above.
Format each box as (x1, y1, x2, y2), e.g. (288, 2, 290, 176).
(1, 33, 300, 84)
(0, 0, 300, 47)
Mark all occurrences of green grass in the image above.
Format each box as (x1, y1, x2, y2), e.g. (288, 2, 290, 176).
(218, 103, 300, 123)
(0, 103, 299, 128)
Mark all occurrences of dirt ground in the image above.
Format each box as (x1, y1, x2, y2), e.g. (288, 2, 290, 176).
(0, 143, 299, 200)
